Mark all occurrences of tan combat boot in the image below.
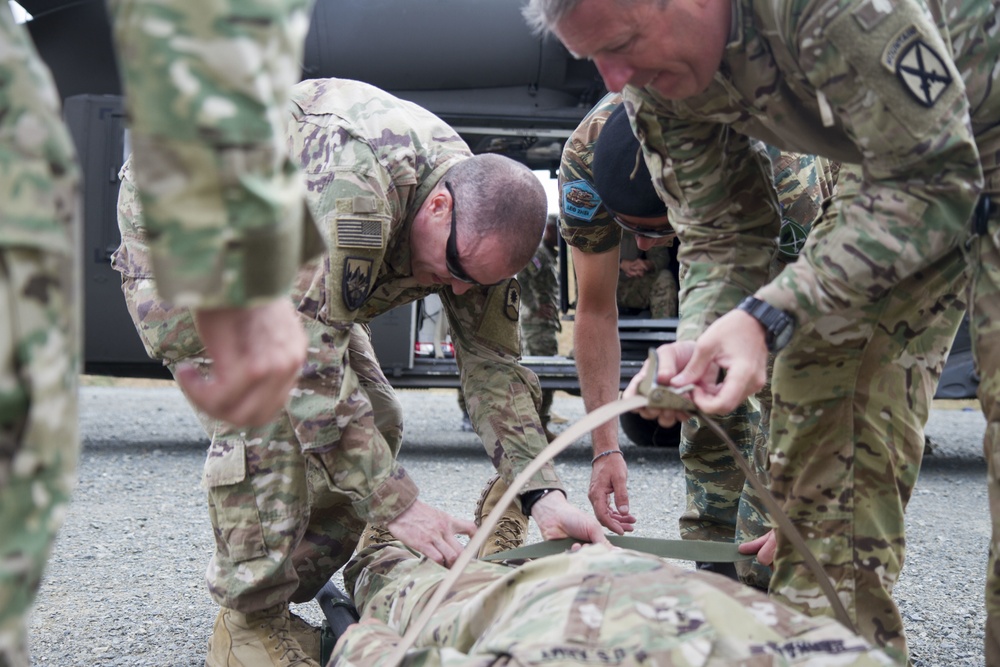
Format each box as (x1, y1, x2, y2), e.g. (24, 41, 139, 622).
(206, 602, 319, 667)
(356, 523, 395, 552)
(287, 611, 321, 665)
(474, 473, 529, 559)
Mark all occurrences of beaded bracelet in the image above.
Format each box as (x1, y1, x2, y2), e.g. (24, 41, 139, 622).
(591, 449, 624, 465)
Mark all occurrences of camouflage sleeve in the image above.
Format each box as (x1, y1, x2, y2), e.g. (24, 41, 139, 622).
(517, 248, 560, 330)
(107, 0, 324, 309)
(333, 620, 496, 666)
(624, 95, 780, 340)
(444, 281, 564, 494)
(282, 106, 419, 523)
(754, 0, 980, 323)
(558, 93, 623, 254)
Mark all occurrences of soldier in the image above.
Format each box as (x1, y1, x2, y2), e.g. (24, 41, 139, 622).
(1, 1, 319, 665)
(330, 541, 898, 665)
(517, 215, 562, 439)
(525, 0, 981, 660)
(562, 95, 833, 589)
(113, 77, 607, 667)
(616, 231, 677, 319)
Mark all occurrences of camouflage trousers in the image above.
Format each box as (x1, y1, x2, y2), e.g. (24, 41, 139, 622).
(0, 249, 79, 667)
(616, 269, 678, 318)
(196, 321, 403, 612)
(972, 192, 1000, 667)
(336, 543, 894, 665)
(679, 397, 771, 590)
(767, 232, 966, 660)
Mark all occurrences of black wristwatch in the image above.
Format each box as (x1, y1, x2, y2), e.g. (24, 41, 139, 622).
(736, 296, 796, 353)
(519, 488, 565, 516)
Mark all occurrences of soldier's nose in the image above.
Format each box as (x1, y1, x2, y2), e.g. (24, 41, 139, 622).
(594, 56, 635, 93)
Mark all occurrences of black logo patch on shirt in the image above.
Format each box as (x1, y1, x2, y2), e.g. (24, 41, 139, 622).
(504, 278, 521, 322)
(894, 38, 953, 107)
(342, 257, 373, 311)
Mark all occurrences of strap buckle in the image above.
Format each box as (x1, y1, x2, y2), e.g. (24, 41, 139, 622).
(636, 348, 697, 412)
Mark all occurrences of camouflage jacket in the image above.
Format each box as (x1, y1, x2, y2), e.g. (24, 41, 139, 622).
(332, 543, 897, 666)
(113, 79, 561, 518)
(561, 92, 836, 338)
(623, 0, 997, 335)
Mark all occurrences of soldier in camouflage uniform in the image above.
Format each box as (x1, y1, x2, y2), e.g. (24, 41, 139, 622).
(615, 231, 677, 318)
(330, 542, 898, 665)
(3, 0, 320, 664)
(113, 77, 607, 667)
(517, 215, 562, 435)
(527, 0, 984, 659)
(560, 95, 833, 590)
(0, 7, 81, 667)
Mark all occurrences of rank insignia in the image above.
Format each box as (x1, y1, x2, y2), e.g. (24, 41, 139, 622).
(504, 279, 521, 322)
(342, 257, 373, 311)
(894, 38, 952, 107)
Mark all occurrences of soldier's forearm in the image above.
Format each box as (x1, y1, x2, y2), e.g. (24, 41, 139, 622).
(574, 308, 621, 453)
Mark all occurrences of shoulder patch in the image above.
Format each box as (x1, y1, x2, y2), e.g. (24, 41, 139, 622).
(342, 257, 373, 311)
(504, 279, 521, 322)
(883, 28, 952, 107)
(562, 180, 602, 221)
(778, 217, 808, 259)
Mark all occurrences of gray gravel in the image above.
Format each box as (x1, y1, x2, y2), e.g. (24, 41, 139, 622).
(26, 385, 989, 665)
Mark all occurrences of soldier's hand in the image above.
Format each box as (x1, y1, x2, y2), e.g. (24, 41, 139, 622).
(386, 500, 476, 567)
(623, 341, 699, 427)
(530, 491, 611, 545)
(673, 310, 768, 415)
(176, 299, 306, 427)
(738, 529, 776, 566)
(587, 455, 636, 535)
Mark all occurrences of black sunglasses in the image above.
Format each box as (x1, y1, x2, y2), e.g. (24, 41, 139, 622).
(444, 181, 478, 284)
(612, 213, 676, 239)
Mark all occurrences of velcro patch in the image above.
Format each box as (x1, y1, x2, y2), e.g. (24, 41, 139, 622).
(562, 180, 602, 221)
(336, 218, 383, 249)
(778, 217, 808, 259)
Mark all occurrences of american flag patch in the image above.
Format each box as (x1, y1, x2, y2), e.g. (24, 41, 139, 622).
(336, 218, 383, 249)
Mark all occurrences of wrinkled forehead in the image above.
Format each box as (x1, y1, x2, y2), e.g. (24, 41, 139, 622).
(553, 0, 638, 58)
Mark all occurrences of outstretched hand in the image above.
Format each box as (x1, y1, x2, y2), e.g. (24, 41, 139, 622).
(177, 299, 307, 427)
(588, 454, 636, 534)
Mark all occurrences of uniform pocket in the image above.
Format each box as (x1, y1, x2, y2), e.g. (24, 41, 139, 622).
(203, 437, 267, 563)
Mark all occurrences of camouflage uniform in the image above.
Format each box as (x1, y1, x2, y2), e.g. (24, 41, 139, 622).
(112, 78, 559, 613)
(615, 231, 677, 318)
(622, 0, 992, 656)
(560, 92, 832, 589)
(517, 238, 561, 422)
(107, 0, 320, 309)
(332, 543, 898, 665)
(0, 6, 81, 666)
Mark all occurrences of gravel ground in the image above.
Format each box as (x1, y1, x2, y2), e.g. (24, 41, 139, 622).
(25, 385, 990, 665)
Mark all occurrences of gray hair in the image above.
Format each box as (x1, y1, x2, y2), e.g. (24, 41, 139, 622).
(445, 154, 548, 274)
(522, 0, 652, 35)
(522, 0, 585, 34)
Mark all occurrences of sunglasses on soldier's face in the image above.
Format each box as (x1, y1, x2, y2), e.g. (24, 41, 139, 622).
(444, 181, 478, 284)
